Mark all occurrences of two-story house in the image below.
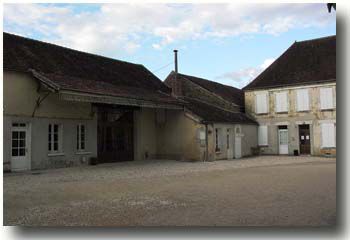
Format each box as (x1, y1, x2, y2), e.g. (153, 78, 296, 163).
(243, 35, 336, 156)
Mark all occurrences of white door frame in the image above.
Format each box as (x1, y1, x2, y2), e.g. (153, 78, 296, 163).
(278, 129, 289, 155)
(11, 122, 31, 171)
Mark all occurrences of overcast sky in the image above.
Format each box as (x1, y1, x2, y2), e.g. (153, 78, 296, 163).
(3, 3, 336, 89)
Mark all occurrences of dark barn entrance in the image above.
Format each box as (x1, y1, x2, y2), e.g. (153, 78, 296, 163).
(299, 124, 311, 155)
(97, 105, 135, 163)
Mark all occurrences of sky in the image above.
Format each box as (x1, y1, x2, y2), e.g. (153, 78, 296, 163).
(3, 3, 336, 89)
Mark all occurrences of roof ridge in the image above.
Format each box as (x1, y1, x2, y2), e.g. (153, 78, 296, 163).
(3, 32, 143, 68)
(183, 96, 240, 114)
(295, 35, 336, 44)
(177, 72, 242, 91)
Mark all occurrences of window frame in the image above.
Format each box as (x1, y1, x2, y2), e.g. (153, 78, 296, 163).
(320, 87, 334, 110)
(77, 124, 86, 152)
(48, 123, 63, 154)
(258, 125, 268, 146)
(215, 128, 222, 152)
(296, 89, 310, 112)
(321, 123, 336, 148)
(255, 92, 268, 114)
(275, 91, 288, 113)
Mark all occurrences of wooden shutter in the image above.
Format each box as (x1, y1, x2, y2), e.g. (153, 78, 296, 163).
(296, 89, 309, 111)
(258, 126, 268, 146)
(320, 87, 333, 110)
(321, 123, 335, 148)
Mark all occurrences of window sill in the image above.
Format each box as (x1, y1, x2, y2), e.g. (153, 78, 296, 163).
(275, 111, 288, 114)
(258, 145, 268, 147)
(48, 152, 65, 157)
(76, 151, 92, 155)
(320, 108, 335, 111)
(255, 112, 268, 115)
(296, 110, 310, 113)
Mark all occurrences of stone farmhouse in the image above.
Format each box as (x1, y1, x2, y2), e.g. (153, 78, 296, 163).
(3, 32, 256, 171)
(243, 35, 336, 156)
(2, 32, 335, 172)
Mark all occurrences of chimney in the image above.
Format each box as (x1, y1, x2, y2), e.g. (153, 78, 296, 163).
(172, 49, 182, 96)
(174, 49, 178, 73)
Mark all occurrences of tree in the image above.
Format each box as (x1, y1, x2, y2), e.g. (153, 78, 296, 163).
(327, 3, 336, 13)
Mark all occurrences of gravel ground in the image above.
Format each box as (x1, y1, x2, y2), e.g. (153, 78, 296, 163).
(4, 155, 336, 226)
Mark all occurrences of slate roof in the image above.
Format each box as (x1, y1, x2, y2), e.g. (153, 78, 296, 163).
(3, 32, 181, 105)
(173, 72, 244, 107)
(184, 97, 257, 125)
(243, 35, 336, 90)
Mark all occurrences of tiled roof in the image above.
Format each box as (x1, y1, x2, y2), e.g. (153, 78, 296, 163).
(174, 72, 244, 107)
(3, 32, 181, 105)
(184, 97, 257, 125)
(243, 35, 336, 90)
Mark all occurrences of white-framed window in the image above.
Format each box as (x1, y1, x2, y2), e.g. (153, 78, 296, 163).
(296, 89, 310, 112)
(320, 87, 334, 110)
(215, 128, 222, 152)
(275, 91, 288, 113)
(255, 92, 268, 114)
(48, 124, 62, 153)
(321, 123, 336, 148)
(258, 125, 268, 146)
(77, 124, 86, 151)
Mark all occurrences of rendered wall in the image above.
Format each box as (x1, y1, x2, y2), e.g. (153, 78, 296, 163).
(155, 109, 205, 161)
(3, 71, 92, 119)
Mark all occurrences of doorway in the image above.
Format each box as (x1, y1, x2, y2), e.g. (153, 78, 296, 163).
(278, 126, 289, 155)
(299, 124, 311, 155)
(11, 122, 31, 171)
(97, 107, 134, 163)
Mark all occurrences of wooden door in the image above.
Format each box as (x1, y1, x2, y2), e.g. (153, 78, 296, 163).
(98, 110, 134, 163)
(299, 125, 311, 154)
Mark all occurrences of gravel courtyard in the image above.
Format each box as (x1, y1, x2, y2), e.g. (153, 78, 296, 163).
(3, 156, 336, 226)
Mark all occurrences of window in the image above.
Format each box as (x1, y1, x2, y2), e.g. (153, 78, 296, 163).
(215, 128, 222, 152)
(258, 126, 268, 146)
(48, 124, 62, 153)
(77, 124, 86, 151)
(321, 123, 335, 148)
(275, 91, 288, 113)
(296, 89, 310, 112)
(255, 92, 268, 114)
(12, 123, 26, 157)
(320, 87, 334, 110)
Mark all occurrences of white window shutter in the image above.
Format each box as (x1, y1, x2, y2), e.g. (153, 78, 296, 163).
(297, 89, 309, 111)
(321, 123, 335, 148)
(275, 92, 288, 113)
(258, 126, 268, 146)
(320, 88, 333, 110)
(256, 92, 268, 114)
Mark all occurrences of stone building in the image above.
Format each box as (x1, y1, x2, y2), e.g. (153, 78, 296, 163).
(243, 35, 336, 156)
